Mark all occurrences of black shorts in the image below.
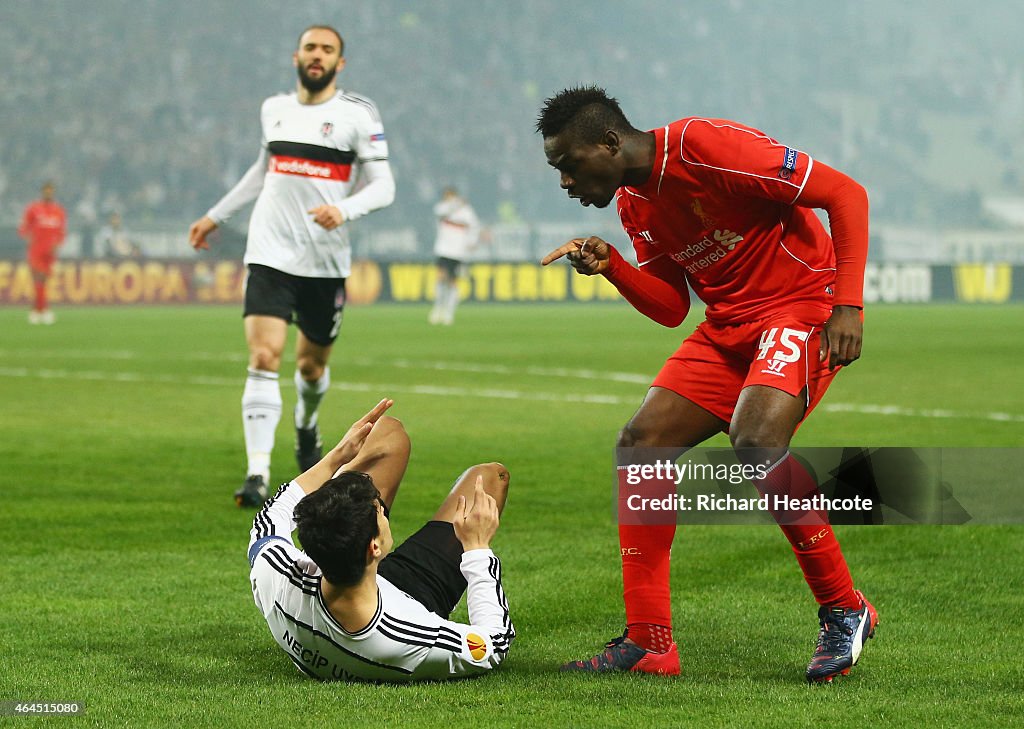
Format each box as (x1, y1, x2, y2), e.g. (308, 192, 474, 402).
(244, 264, 346, 346)
(378, 521, 467, 619)
(436, 257, 464, 279)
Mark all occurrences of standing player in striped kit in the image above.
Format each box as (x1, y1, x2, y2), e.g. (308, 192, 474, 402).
(538, 86, 877, 683)
(429, 187, 481, 326)
(248, 398, 515, 681)
(189, 26, 395, 507)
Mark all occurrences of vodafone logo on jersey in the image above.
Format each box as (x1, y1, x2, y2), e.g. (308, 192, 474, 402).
(268, 155, 351, 181)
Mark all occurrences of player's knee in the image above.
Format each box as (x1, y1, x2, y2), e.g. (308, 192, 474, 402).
(729, 425, 788, 450)
(618, 420, 657, 448)
(373, 415, 405, 436)
(296, 358, 325, 381)
(374, 415, 410, 451)
(483, 462, 510, 488)
(463, 462, 510, 490)
(249, 345, 280, 372)
(617, 424, 634, 448)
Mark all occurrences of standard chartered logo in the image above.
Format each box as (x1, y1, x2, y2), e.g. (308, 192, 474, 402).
(671, 229, 745, 273)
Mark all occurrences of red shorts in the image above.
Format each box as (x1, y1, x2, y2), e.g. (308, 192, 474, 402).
(27, 249, 56, 275)
(652, 314, 839, 427)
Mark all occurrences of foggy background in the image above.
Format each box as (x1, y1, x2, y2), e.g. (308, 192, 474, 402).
(1, 0, 1021, 260)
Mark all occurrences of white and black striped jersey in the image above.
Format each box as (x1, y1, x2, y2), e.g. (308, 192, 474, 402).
(207, 89, 395, 278)
(433, 196, 481, 262)
(247, 481, 515, 682)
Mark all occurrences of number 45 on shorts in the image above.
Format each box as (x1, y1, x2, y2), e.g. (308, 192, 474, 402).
(756, 327, 810, 363)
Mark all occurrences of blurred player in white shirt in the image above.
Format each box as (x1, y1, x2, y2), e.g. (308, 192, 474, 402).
(429, 187, 481, 326)
(248, 398, 515, 681)
(188, 26, 395, 507)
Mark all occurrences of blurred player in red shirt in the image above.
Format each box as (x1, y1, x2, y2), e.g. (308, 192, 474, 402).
(18, 181, 66, 324)
(538, 86, 877, 683)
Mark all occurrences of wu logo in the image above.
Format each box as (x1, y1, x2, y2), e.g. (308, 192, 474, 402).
(765, 359, 788, 374)
(638, 230, 654, 242)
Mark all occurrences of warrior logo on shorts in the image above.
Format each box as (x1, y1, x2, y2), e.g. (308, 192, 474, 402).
(321, 122, 334, 137)
(762, 359, 789, 376)
(466, 633, 487, 661)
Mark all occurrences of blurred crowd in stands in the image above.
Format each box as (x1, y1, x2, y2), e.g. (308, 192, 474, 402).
(1, 0, 1020, 251)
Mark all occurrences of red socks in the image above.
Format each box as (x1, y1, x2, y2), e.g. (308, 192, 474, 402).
(756, 454, 860, 609)
(33, 280, 47, 312)
(618, 467, 676, 652)
(615, 452, 860, 655)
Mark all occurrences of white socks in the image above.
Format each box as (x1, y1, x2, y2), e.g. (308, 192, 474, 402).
(430, 281, 460, 324)
(242, 368, 281, 479)
(294, 367, 330, 429)
(443, 282, 460, 320)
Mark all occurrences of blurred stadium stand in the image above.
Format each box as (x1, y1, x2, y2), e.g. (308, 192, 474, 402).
(1, 0, 1021, 264)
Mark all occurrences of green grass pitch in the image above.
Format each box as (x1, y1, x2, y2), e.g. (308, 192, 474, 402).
(1, 302, 1022, 727)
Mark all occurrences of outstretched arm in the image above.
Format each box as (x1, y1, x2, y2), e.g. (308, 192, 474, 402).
(542, 237, 691, 327)
(189, 148, 268, 250)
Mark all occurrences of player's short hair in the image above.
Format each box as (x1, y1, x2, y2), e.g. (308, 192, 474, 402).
(535, 85, 634, 143)
(297, 25, 345, 55)
(294, 471, 379, 586)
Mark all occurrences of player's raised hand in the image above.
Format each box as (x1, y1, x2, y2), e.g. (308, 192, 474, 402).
(453, 476, 500, 551)
(308, 205, 345, 230)
(541, 236, 611, 275)
(295, 398, 394, 493)
(332, 398, 395, 466)
(188, 216, 217, 250)
(819, 305, 863, 370)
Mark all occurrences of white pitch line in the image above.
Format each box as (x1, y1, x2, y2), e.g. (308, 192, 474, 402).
(384, 358, 652, 384)
(0, 348, 250, 363)
(819, 402, 1024, 422)
(0, 367, 626, 406)
(0, 366, 1022, 423)
(0, 349, 653, 384)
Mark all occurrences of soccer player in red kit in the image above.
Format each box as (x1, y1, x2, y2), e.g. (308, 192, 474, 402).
(18, 181, 66, 324)
(538, 86, 878, 683)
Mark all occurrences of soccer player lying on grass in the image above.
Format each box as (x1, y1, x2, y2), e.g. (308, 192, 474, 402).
(538, 86, 877, 683)
(247, 398, 514, 681)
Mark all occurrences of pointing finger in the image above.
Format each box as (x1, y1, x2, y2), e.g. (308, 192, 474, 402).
(541, 240, 584, 266)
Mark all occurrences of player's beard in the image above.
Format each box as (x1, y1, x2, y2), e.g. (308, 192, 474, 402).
(298, 63, 337, 94)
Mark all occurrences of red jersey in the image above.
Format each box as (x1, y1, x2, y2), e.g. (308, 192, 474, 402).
(19, 200, 67, 252)
(617, 119, 844, 325)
